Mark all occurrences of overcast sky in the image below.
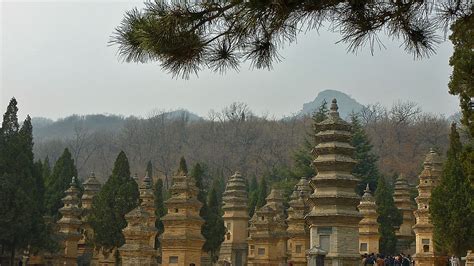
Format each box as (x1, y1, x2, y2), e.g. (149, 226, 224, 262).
(1, 1, 460, 121)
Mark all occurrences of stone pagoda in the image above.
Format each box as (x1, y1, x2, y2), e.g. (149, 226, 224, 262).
(218, 172, 248, 266)
(393, 174, 415, 253)
(305, 98, 362, 265)
(78, 172, 101, 265)
(119, 173, 158, 266)
(160, 162, 205, 266)
(247, 189, 288, 265)
(287, 179, 311, 266)
(413, 149, 443, 266)
(295, 176, 312, 202)
(357, 184, 379, 255)
(57, 177, 82, 266)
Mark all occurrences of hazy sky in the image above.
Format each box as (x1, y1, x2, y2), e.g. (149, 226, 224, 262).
(1, 1, 460, 121)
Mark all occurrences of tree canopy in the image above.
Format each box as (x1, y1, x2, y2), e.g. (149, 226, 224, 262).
(112, 0, 472, 78)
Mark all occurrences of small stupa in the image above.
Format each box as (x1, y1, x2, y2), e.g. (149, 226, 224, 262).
(357, 184, 379, 255)
(393, 174, 415, 253)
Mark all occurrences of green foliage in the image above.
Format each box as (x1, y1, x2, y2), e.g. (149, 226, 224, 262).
(154, 178, 166, 248)
(178, 156, 188, 174)
(112, 1, 463, 77)
(375, 175, 403, 255)
(44, 148, 79, 219)
(89, 151, 139, 251)
(146, 160, 153, 177)
(430, 124, 474, 256)
(291, 100, 328, 179)
(447, 10, 474, 136)
(351, 113, 380, 195)
(256, 176, 268, 209)
(202, 187, 226, 262)
(0, 99, 52, 262)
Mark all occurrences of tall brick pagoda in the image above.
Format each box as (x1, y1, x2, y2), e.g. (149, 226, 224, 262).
(57, 177, 82, 266)
(218, 171, 248, 266)
(305, 98, 362, 265)
(413, 149, 443, 266)
(357, 184, 379, 255)
(119, 173, 158, 266)
(287, 179, 311, 266)
(78, 172, 101, 264)
(393, 174, 415, 253)
(247, 189, 288, 265)
(160, 160, 205, 266)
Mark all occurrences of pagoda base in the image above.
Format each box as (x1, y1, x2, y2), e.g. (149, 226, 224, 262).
(218, 243, 247, 266)
(413, 254, 447, 266)
(396, 237, 415, 254)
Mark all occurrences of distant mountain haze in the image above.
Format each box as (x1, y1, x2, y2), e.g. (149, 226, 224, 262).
(298, 89, 364, 118)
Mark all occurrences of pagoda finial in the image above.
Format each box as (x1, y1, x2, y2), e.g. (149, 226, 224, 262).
(329, 98, 339, 117)
(133, 173, 139, 181)
(70, 176, 77, 186)
(364, 183, 370, 193)
(143, 172, 152, 188)
(90, 171, 95, 178)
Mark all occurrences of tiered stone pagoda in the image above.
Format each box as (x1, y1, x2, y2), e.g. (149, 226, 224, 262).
(413, 149, 443, 266)
(218, 172, 248, 266)
(78, 172, 101, 264)
(305, 99, 362, 265)
(393, 174, 415, 253)
(247, 189, 288, 265)
(160, 163, 205, 266)
(57, 177, 82, 266)
(295, 176, 312, 202)
(357, 184, 379, 255)
(119, 173, 157, 266)
(287, 179, 311, 266)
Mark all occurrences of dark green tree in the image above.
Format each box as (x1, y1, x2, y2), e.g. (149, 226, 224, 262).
(153, 178, 166, 248)
(248, 176, 259, 217)
(190, 163, 208, 210)
(44, 148, 79, 219)
(292, 100, 328, 179)
(146, 160, 153, 177)
(447, 10, 474, 136)
(178, 156, 188, 175)
(202, 187, 226, 262)
(256, 176, 268, 209)
(430, 123, 474, 256)
(89, 151, 139, 251)
(112, 1, 468, 78)
(350, 113, 380, 195)
(375, 175, 403, 255)
(0, 99, 50, 264)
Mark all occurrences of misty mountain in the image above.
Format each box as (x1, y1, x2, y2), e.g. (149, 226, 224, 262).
(298, 89, 364, 119)
(32, 109, 202, 141)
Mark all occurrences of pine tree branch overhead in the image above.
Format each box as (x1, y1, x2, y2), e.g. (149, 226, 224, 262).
(111, 0, 472, 78)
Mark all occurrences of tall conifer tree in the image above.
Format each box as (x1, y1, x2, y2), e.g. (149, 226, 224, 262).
(430, 123, 474, 256)
(44, 148, 79, 219)
(375, 175, 403, 255)
(202, 187, 226, 262)
(153, 178, 166, 248)
(350, 113, 380, 195)
(256, 176, 268, 208)
(89, 151, 139, 251)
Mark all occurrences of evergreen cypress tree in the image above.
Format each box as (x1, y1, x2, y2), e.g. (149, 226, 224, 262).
(350, 113, 380, 195)
(154, 178, 166, 248)
(256, 176, 268, 208)
(44, 148, 79, 219)
(430, 123, 474, 256)
(291, 100, 328, 178)
(0, 99, 49, 263)
(191, 163, 208, 212)
(375, 175, 403, 255)
(146, 160, 153, 178)
(178, 156, 188, 174)
(89, 151, 139, 251)
(202, 187, 226, 262)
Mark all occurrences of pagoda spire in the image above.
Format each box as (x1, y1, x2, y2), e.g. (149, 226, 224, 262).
(305, 98, 362, 265)
(57, 177, 82, 266)
(358, 183, 379, 254)
(413, 149, 443, 266)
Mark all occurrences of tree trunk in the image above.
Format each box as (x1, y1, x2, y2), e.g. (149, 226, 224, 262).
(10, 246, 15, 266)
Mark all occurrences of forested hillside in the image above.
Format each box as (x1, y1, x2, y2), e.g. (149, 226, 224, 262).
(33, 99, 451, 188)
